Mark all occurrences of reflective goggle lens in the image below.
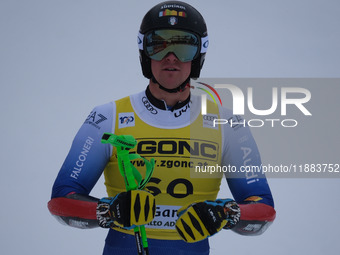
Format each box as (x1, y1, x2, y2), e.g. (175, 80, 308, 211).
(145, 30, 199, 62)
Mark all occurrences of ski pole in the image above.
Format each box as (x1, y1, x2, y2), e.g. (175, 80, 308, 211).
(101, 133, 155, 255)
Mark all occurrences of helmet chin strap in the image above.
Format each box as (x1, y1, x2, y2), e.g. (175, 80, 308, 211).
(152, 76, 190, 93)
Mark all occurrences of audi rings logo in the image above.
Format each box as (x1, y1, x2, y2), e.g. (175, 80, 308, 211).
(203, 115, 217, 121)
(142, 97, 158, 114)
(202, 114, 218, 129)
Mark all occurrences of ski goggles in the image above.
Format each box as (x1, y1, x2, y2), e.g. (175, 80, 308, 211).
(138, 29, 209, 62)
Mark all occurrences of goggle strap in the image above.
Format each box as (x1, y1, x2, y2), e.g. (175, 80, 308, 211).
(201, 36, 209, 53)
(138, 32, 144, 50)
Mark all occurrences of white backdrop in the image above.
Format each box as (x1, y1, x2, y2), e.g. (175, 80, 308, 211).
(0, 0, 339, 254)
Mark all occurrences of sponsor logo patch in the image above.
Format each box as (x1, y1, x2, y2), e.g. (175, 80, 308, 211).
(84, 111, 107, 129)
(118, 112, 135, 128)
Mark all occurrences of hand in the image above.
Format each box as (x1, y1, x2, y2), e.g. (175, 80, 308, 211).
(175, 199, 240, 242)
(97, 190, 156, 229)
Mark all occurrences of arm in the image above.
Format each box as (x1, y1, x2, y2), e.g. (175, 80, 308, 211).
(233, 199, 276, 235)
(220, 109, 276, 236)
(48, 193, 99, 228)
(48, 102, 114, 229)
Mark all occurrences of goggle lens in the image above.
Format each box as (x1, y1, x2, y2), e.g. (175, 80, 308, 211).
(145, 30, 200, 62)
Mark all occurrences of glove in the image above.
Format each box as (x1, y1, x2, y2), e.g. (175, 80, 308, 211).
(96, 190, 156, 229)
(175, 199, 241, 243)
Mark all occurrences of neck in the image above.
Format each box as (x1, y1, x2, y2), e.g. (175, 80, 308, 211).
(148, 79, 190, 107)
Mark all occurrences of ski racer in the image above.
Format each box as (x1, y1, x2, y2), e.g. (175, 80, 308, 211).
(48, 1, 276, 254)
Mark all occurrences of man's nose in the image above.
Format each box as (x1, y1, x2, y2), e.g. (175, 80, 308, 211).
(164, 52, 179, 62)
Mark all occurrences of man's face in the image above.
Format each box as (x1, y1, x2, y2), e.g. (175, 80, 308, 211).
(151, 53, 191, 89)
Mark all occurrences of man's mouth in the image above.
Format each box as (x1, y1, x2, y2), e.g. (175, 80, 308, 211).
(163, 67, 179, 71)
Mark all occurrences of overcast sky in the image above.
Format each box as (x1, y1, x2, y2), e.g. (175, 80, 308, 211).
(0, 1, 339, 254)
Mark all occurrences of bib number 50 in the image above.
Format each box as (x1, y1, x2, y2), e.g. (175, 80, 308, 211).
(147, 177, 193, 198)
